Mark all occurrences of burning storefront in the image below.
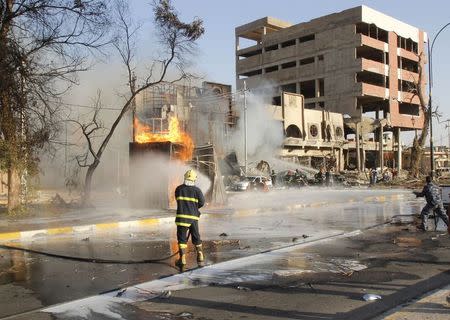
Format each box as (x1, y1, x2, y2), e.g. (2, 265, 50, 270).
(129, 116, 194, 209)
(129, 81, 231, 209)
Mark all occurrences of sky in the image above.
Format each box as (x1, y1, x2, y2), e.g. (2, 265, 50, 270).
(77, 0, 450, 147)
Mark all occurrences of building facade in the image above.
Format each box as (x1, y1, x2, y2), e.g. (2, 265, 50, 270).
(235, 6, 427, 171)
(270, 92, 346, 170)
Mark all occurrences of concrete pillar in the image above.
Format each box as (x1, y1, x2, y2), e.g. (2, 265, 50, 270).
(379, 124, 384, 169)
(361, 129, 366, 172)
(356, 123, 361, 172)
(396, 127, 402, 171)
(315, 79, 320, 98)
(345, 149, 349, 169)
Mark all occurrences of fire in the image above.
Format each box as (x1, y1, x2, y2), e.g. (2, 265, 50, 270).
(134, 117, 194, 161)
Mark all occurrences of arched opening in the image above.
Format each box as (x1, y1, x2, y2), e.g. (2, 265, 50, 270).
(286, 125, 301, 138)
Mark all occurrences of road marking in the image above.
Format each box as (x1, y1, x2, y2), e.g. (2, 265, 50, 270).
(0, 232, 21, 241)
(47, 227, 74, 235)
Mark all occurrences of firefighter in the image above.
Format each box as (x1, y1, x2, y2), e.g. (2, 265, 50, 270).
(414, 176, 449, 231)
(175, 169, 206, 267)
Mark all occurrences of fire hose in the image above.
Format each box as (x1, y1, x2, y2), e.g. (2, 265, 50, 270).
(0, 231, 191, 265)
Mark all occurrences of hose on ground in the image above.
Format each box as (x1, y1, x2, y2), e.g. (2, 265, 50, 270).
(0, 231, 191, 265)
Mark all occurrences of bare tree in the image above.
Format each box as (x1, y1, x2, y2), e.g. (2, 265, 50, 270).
(73, 0, 204, 206)
(0, 0, 112, 212)
(407, 53, 430, 178)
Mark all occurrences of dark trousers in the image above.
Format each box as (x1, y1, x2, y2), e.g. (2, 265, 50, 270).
(177, 221, 202, 247)
(421, 203, 449, 229)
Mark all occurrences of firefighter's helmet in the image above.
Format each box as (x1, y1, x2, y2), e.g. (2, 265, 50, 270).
(184, 169, 197, 182)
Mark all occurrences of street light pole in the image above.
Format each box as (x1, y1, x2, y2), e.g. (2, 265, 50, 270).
(243, 81, 248, 175)
(428, 41, 434, 178)
(428, 22, 450, 179)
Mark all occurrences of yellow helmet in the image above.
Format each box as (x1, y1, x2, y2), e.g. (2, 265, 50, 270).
(184, 169, 197, 182)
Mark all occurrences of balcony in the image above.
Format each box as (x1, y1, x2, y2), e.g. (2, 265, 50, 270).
(359, 34, 386, 52)
(237, 54, 262, 73)
(236, 43, 262, 57)
(397, 48, 419, 62)
(360, 58, 387, 76)
(359, 82, 388, 99)
(263, 45, 296, 64)
(399, 68, 419, 83)
(399, 91, 420, 105)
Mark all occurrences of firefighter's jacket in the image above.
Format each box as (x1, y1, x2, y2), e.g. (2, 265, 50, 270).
(175, 184, 205, 227)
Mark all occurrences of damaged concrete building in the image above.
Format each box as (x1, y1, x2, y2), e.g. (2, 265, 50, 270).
(269, 92, 346, 170)
(235, 5, 426, 172)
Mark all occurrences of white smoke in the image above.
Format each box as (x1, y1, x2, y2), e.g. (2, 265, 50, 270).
(229, 83, 284, 166)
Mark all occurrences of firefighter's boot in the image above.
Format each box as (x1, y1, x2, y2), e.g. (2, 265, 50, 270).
(196, 244, 205, 267)
(176, 248, 186, 267)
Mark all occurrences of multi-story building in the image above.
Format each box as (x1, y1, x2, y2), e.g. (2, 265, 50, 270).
(235, 5, 427, 171)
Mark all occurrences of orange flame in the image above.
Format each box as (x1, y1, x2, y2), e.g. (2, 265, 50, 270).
(134, 117, 194, 161)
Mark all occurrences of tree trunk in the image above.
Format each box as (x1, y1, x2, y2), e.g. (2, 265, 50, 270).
(83, 161, 99, 207)
(410, 110, 430, 178)
(7, 166, 21, 212)
(410, 138, 423, 178)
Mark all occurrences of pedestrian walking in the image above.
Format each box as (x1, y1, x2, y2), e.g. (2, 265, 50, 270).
(370, 168, 378, 185)
(174, 169, 206, 267)
(414, 176, 449, 231)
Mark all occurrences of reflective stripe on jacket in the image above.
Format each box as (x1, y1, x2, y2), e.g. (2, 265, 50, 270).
(175, 184, 205, 227)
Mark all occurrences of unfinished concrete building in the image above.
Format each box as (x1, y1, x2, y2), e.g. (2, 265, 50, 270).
(235, 5, 427, 172)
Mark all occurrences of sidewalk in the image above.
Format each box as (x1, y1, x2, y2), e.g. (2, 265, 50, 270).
(379, 284, 450, 320)
(0, 188, 411, 242)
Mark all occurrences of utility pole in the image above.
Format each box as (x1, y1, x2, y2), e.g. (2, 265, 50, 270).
(131, 72, 137, 142)
(428, 41, 435, 178)
(243, 81, 248, 175)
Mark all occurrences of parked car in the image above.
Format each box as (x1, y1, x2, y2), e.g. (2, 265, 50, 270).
(232, 176, 272, 191)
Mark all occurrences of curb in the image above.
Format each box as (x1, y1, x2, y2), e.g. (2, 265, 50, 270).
(0, 193, 406, 243)
(0, 216, 175, 242)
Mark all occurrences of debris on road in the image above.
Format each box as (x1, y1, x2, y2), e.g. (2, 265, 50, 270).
(158, 290, 171, 299)
(393, 237, 422, 247)
(219, 233, 228, 237)
(362, 293, 382, 301)
(115, 288, 127, 297)
(211, 239, 240, 246)
(177, 311, 193, 318)
(236, 286, 251, 291)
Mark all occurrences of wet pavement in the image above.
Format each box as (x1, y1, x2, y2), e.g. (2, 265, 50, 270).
(0, 188, 409, 233)
(0, 189, 444, 319)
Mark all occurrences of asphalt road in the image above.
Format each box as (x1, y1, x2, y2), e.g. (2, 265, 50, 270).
(1, 188, 445, 319)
